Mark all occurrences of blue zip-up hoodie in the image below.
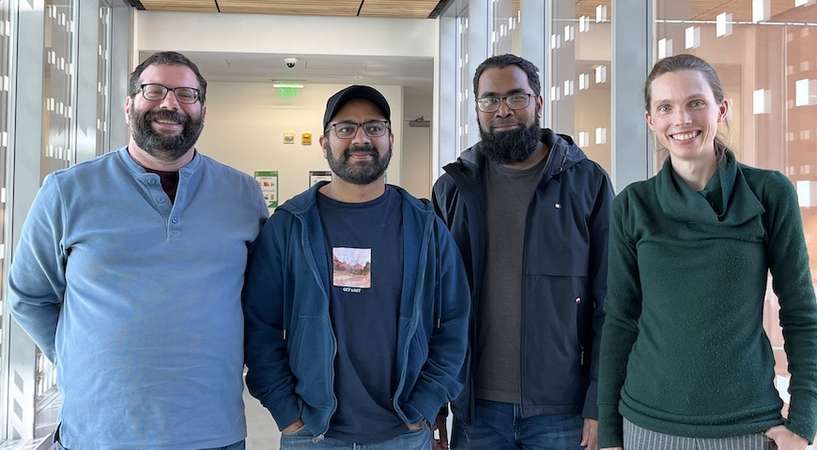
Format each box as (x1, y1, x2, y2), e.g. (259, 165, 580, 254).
(243, 183, 470, 440)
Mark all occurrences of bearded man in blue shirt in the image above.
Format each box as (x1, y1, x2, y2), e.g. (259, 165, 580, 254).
(8, 51, 267, 450)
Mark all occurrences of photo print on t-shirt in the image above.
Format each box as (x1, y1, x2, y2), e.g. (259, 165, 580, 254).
(332, 247, 371, 291)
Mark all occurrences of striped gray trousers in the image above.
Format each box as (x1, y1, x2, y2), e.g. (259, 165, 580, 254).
(623, 418, 777, 450)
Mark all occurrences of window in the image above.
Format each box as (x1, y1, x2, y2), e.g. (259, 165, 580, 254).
(654, 0, 817, 413)
(550, 0, 612, 173)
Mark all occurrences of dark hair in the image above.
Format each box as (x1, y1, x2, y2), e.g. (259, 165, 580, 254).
(645, 54, 729, 153)
(128, 51, 208, 104)
(473, 54, 541, 98)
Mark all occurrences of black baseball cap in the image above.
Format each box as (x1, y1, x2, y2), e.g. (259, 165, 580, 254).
(323, 85, 391, 131)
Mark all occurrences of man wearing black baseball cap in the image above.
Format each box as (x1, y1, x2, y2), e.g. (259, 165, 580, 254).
(243, 85, 471, 449)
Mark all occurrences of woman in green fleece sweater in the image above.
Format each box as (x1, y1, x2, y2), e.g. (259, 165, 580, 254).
(598, 54, 817, 450)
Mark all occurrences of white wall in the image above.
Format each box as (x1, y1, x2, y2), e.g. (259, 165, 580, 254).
(134, 10, 437, 203)
(401, 86, 433, 198)
(197, 82, 403, 205)
(135, 11, 436, 58)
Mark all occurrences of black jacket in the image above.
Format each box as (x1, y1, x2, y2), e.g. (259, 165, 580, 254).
(431, 128, 613, 423)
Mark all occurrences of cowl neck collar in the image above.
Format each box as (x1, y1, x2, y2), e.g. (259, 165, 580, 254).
(655, 147, 765, 226)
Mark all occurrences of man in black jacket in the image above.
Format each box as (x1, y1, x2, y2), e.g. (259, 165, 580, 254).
(432, 54, 613, 450)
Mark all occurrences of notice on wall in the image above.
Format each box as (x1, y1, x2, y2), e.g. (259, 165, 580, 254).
(283, 131, 295, 144)
(309, 170, 332, 187)
(255, 171, 279, 213)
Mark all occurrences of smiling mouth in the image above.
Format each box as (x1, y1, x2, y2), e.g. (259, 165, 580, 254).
(347, 152, 376, 160)
(492, 123, 520, 130)
(670, 130, 701, 142)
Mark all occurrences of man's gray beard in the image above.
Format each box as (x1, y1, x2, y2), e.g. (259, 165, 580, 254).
(129, 108, 203, 161)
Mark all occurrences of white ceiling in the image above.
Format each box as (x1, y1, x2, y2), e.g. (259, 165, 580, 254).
(141, 51, 434, 88)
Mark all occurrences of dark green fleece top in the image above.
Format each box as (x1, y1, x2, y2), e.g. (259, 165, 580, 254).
(598, 151, 817, 448)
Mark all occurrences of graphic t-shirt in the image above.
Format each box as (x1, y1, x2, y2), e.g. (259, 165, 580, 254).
(317, 186, 405, 444)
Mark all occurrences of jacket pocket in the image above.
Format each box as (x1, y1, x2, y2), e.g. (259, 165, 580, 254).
(289, 315, 333, 407)
(521, 266, 587, 408)
(396, 317, 429, 402)
(524, 246, 588, 277)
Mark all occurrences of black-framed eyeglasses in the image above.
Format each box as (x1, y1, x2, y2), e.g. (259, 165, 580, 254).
(327, 120, 390, 139)
(137, 83, 201, 104)
(476, 93, 533, 112)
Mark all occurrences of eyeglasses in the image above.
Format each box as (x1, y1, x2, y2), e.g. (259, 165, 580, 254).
(137, 83, 201, 104)
(327, 120, 390, 139)
(476, 93, 533, 113)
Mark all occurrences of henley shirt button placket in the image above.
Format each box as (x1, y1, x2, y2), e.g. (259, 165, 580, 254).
(168, 216, 181, 239)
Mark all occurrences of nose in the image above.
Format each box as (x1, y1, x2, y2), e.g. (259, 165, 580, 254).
(674, 107, 692, 125)
(495, 100, 513, 118)
(350, 125, 372, 146)
(159, 90, 181, 110)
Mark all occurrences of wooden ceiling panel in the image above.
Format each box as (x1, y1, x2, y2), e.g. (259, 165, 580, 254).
(359, 0, 439, 18)
(139, 0, 218, 12)
(216, 0, 361, 17)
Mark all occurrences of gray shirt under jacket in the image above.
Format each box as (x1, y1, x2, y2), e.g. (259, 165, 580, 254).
(476, 153, 550, 403)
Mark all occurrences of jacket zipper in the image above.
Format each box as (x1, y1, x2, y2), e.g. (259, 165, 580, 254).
(392, 215, 433, 423)
(518, 145, 559, 414)
(293, 212, 337, 442)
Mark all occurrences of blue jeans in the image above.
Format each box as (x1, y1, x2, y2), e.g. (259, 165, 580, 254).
(280, 425, 432, 449)
(52, 428, 245, 450)
(451, 399, 583, 450)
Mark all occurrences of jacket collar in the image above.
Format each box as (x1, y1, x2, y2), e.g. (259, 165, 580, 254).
(278, 181, 433, 219)
(444, 128, 586, 184)
(655, 148, 765, 226)
(278, 181, 435, 322)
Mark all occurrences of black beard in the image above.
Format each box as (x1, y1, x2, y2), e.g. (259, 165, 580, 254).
(478, 121, 542, 163)
(129, 108, 203, 161)
(324, 142, 392, 185)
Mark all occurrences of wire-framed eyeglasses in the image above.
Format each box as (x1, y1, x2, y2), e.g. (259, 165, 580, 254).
(476, 93, 533, 113)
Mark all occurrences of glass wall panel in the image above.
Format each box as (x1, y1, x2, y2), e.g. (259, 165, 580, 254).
(38, 0, 75, 404)
(492, 0, 521, 55)
(42, 0, 74, 175)
(550, 0, 612, 173)
(0, 0, 10, 395)
(457, 6, 471, 152)
(654, 0, 817, 417)
(96, 2, 111, 155)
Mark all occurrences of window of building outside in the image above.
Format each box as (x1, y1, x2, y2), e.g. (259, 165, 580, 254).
(457, 7, 471, 153)
(0, 0, 10, 391)
(550, 0, 612, 174)
(654, 0, 817, 415)
(96, 2, 111, 156)
(492, 0, 521, 56)
(38, 0, 75, 405)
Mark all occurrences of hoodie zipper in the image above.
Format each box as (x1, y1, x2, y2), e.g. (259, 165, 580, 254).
(290, 211, 337, 441)
(392, 214, 434, 423)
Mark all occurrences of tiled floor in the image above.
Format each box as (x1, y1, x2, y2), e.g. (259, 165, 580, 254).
(244, 387, 282, 450)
